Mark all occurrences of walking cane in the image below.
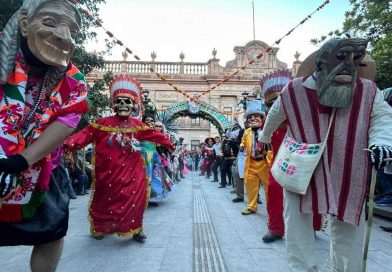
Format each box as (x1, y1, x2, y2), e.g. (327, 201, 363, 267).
(361, 163, 376, 272)
(362, 150, 392, 272)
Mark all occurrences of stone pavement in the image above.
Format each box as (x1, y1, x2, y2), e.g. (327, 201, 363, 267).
(1, 171, 392, 272)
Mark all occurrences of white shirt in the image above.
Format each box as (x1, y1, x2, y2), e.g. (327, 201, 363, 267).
(213, 143, 221, 156)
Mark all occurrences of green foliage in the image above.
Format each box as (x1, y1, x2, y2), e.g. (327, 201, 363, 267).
(77, 71, 113, 130)
(311, 0, 392, 88)
(371, 34, 392, 89)
(0, 0, 23, 29)
(72, 47, 105, 75)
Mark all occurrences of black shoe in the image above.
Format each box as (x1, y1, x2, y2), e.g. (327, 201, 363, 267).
(232, 197, 244, 203)
(180, 176, 185, 179)
(380, 226, 392, 233)
(227, 182, 232, 186)
(218, 185, 226, 188)
(148, 202, 159, 207)
(262, 232, 283, 243)
(230, 190, 236, 194)
(70, 195, 77, 199)
(257, 199, 262, 204)
(211, 180, 219, 182)
(133, 232, 147, 243)
(92, 235, 104, 240)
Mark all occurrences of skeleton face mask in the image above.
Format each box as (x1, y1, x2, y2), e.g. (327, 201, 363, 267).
(113, 96, 134, 117)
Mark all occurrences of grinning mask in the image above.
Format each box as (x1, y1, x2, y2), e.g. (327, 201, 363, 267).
(246, 113, 263, 129)
(19, 0, 81, 69)
(315, 38, 368, 108)
(113, 96, 134, 117)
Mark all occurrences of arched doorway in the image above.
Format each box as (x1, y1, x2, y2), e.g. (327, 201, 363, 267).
(158, 101, 231, 135)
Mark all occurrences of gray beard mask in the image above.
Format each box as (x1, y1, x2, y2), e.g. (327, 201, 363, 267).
(315, 63, 357, 108)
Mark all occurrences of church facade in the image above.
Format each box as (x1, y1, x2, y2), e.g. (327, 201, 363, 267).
(87, 40, 301, 148)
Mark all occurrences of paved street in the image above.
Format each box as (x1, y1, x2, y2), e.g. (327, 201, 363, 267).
(1, 172, 392, 272)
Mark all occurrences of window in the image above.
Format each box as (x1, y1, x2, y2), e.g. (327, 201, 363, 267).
(191, 140, 200, 150)
(191, 117, 200, 126)
(223, 107, 233, 122)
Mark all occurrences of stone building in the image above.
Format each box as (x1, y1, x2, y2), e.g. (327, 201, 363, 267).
(87, 40, 301, 149)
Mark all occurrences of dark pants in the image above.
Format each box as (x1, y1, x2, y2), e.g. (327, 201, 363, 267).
(74, 173, 88, 194)
(212, 157, 222, 181)
(220, 159, 234, 186)
(232, 159, 244, 199)
(206, 158, 214, 178)
(179, 159, 185, 178)
(378, 170, 392, 196)
(194, 159, 200, 171)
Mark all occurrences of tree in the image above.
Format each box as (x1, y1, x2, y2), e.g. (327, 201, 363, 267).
(0, 0, 112, 126)
(77, 71, 113, 129)
(311, 0, 392, 89)
(0, 0, 23, 29)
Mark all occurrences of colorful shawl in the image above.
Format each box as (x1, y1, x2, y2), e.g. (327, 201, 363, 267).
(141, 141, 164, 203)
(0, 52, 89, 222)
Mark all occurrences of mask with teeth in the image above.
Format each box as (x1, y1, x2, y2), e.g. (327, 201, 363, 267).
(315, 38, 368, 108)
(113, 96, 134, 117)
(18, 0, 81, 69)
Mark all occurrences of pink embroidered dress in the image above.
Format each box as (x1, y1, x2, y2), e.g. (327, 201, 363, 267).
(0, 52, 89, 222)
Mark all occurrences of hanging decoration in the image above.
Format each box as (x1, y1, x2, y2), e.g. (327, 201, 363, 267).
(70, 0, 331, 116)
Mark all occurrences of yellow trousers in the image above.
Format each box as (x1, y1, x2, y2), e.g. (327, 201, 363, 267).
(244, 161, 269, 212)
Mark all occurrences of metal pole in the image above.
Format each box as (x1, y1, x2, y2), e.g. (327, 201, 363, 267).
(252, 1, 256, 41)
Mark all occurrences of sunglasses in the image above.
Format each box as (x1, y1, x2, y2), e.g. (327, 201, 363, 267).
(115, 98, 132, 104)
(155, 125, 163, 128)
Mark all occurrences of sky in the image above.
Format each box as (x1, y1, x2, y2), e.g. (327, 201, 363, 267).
(86, 0, 352, 66)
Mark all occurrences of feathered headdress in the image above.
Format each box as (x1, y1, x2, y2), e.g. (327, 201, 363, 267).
(109, 74, 142, 104)
(260, 69, 293, 103)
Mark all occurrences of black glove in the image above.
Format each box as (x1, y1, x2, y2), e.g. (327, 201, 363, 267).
(0, 154, 29, 174)
(0, 154, 28, 198)
(0, 172, 13, 197)
(260, 142, 271, 152)
(369, 145, 392, 170)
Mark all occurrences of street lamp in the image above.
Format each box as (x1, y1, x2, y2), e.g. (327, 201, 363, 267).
(142, 89, 157, 117)
(238, 91, 249, 111)
(142, 89, 150, 102)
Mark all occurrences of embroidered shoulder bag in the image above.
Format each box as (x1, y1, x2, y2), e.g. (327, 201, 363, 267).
(271, 110, 336, 195)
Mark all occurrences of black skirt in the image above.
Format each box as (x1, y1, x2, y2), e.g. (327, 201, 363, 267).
(0, 165, 70, 246)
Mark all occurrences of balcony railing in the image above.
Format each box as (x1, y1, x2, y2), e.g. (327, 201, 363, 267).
(96, 61, 209, 75)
